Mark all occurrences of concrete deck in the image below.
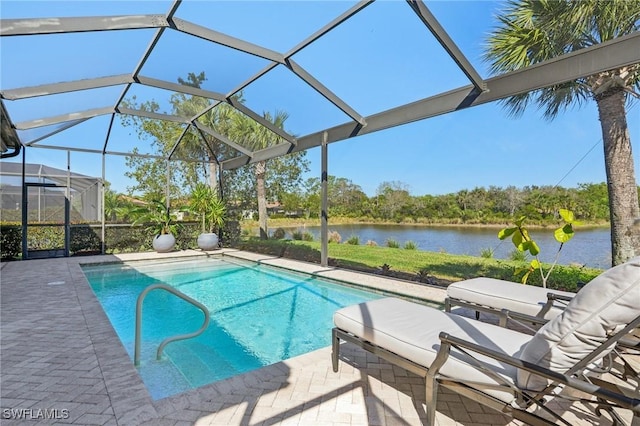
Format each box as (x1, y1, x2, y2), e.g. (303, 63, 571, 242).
(0, 250, 636, 425)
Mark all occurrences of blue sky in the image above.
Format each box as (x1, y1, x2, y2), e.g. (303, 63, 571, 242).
(1, 0, 638, 196)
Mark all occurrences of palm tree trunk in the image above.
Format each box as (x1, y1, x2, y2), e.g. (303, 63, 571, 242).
(596, 88, 640, 266)
(256, 160, 268, 239)
(208, 162, 218, 193)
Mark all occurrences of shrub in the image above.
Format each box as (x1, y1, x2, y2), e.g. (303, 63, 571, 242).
(509, 249, 528, 262)
(386, 238, 399, 248)
(292, 230, 303, 240)
(499, 209, 576, 287)
(379, 263, 391, 275)
(0, 224, 21, 260)
(365, 240, 378, 246)
(404, 240, 417, 250)
(272, 227, 286, 239)
(302, 232, 314, 242)
(70, 225, 102, 254)
(221, 220, 241, 246)
(174, 222, 200, 250)
(417, 268, 433, 283)
(480, 247, 494, 258)
(328, 230, 342, 243)
(346, 235, 360, 245)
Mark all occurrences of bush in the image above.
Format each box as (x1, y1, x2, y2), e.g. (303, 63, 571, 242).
(509, 249, 528, 262)
(272, 227, 286, 239)
(386, 238, 399, 248)
(417, 268, 434, 284)
(328, 230, 342, 243)
(292, 230, 303, 240)
(70, 225, 102, 255)
(234, 238, 321, 263)
(105, 224, 151, 253)
(302, 232, 314, 242)
(221, 220, 241, 246)
(0, 224, 21, 260)
(346, 235, 360, 245)
(174, 222, 200, 250)
(480, 247, 494, 258)
(404, 240, 417, 250)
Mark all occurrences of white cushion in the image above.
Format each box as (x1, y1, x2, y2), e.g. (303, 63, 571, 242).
(447, 277, 575, 319)
(517, 256, 640, 390)
(334, 297, 532, 403)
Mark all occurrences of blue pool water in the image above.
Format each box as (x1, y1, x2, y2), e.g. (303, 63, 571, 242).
(82, 257, 383, 399)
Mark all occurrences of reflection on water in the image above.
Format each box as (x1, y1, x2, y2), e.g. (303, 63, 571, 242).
(300, 224, 611, 269)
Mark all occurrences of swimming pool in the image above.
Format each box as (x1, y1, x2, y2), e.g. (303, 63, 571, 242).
(82, 256, 383, 399)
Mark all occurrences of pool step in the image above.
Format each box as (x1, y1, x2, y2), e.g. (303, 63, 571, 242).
(166, 341, 241, 388)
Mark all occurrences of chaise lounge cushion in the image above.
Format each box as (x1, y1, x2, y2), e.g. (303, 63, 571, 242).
(517, 256, 640, 390)
(447, 277, 574, 319)
(334, 297, 532, 403)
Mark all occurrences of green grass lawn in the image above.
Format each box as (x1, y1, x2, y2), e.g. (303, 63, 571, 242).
(234, 238, 603, 292)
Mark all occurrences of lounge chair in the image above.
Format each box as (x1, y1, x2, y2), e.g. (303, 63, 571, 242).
(445, 277, 576, 326)
(332, 257, 640, 425)
(446, 273, 640, 394)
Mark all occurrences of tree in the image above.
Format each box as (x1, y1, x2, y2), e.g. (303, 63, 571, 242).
(327, 176, 368, 217)
(122, 72, 309, 236)
(576, 182, 609, 221)
(375, 181, 411, 221)
(225, 110, 309, 239)
(300, 177, 321, 218)
(484, 0, 640, 265)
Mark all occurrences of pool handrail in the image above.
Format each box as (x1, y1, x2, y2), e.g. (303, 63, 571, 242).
(134, 283, 210, 366)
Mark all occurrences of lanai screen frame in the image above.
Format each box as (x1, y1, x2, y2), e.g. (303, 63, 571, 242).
(1, 0, 639, 264)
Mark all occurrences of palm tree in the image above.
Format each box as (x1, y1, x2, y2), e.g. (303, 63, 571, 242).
(484, 0, 640, 265)
(231, 110, 289, 239)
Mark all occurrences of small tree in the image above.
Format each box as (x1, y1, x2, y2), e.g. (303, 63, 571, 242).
(132, 198, 180, 236)
(189, 183, 226, 234)
(499, 209, 577, 287)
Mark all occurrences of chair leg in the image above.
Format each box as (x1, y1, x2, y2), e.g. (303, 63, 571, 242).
(332, 328, 340, 373)
(425, 374, 439, 425)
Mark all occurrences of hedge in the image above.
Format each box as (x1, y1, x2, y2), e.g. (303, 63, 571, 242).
(0, 220, 242, 260)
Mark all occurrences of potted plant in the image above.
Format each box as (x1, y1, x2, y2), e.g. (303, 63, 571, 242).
(190, 183, 226, 250)
(133, 198, 180, 253)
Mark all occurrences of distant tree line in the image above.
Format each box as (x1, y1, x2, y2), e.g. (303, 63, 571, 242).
(277, 178, 631, 225)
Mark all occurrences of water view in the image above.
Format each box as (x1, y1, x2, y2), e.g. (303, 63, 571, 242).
(300, 224, 611, 269)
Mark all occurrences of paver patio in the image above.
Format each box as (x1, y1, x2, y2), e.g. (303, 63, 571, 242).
(1, 250, 636, 425)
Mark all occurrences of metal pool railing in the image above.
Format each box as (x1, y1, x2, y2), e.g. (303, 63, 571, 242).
(134, 283, 210, 366)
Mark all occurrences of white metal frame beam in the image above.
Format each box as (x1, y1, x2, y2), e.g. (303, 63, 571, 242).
(0, 15, 168, 36)
(222, 31, 640, 169)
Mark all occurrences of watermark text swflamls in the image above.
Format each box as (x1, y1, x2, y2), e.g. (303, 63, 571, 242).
(2, 408, 70, 420)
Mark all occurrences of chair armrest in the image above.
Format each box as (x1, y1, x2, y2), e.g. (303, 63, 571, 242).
(535, 292, 574, 319)
(437, 331, 640, 414)
(499, 308, 549, 327)
(546, 292, 574, 302)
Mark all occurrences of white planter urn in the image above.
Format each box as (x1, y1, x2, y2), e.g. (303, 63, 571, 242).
(197, 233, 219, 250)
(153, 234, 176, 253)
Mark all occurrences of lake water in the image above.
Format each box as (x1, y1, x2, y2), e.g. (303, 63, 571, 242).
(298, 224, 611, 269)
